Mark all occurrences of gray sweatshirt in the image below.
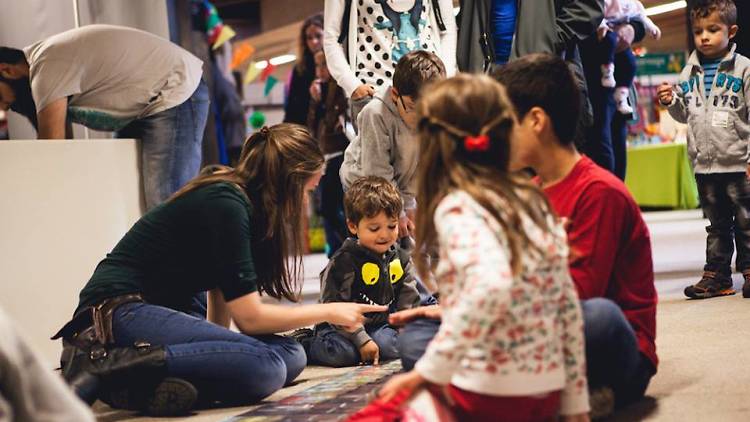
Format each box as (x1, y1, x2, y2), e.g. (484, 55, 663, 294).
(667, 44, 750, 174)
(340, 86, 418, 209)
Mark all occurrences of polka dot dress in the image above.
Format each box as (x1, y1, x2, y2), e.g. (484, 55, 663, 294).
(354, 0, 439, 88)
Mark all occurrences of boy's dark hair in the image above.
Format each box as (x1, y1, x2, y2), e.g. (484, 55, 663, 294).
(691, 0, 737, 26)
(0, 47, 26, 65)
(393, 50, 446, 99)
(1, 77, 37, 129)
(344, 176, 403, 225)
(492, 54, 580, 146)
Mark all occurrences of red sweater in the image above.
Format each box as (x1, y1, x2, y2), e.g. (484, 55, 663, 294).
(542, 156, 658, 369)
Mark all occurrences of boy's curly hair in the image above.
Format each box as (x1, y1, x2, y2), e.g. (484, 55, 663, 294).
(691, 0, 737, 26)
(344, 176, 403, 225)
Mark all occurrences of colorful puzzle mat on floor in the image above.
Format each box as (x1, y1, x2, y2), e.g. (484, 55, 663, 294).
(223, 360, 402, 422)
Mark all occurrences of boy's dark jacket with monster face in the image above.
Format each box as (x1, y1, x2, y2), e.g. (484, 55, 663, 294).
(317, 238, 421, 347)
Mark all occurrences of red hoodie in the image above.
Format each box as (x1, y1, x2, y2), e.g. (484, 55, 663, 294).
(542, 156, 658, 369)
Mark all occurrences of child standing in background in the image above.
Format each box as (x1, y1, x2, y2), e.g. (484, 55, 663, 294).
(377, 74, 589, 422)
(307, 49, 350, 256)
(658, 0, 750, 300)
(307, 176, 421, 367)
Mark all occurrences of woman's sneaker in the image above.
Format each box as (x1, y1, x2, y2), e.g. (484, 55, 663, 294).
(684, 271, 735, 299)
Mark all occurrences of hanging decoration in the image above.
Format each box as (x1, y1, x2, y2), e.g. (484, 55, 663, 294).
(199, 0, 236, 49)
(264, 75, 279, 97)
(230, 41, 256, 70)
(249, 111, 266, 129)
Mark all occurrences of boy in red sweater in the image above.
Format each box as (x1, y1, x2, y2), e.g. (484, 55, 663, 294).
(393, 54, 657, 417)
(494, 54, 657, 414)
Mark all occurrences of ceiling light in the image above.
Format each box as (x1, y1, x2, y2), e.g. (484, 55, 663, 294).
(269, 54, 296, 66)
(254, 54, 297, 69)
(645, 1, 686, 16)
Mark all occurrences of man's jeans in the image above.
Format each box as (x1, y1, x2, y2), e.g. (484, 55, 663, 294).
(112, 302, 306, 405)
(117, 80, 210, 210)
(308, 323, 399, 367)
(696, 173, 750, 276)
(397, 298, 654, 408)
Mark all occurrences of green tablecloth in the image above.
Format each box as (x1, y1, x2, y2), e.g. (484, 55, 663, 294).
(625, 143, 700, 209)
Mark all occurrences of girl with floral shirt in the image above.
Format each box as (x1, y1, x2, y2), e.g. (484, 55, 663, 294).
(377, 74, 590, 422)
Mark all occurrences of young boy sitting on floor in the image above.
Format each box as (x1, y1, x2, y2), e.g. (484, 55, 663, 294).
(307, 176, 421, 367)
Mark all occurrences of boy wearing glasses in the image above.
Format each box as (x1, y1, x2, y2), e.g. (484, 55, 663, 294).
(340, 50, 446, 238)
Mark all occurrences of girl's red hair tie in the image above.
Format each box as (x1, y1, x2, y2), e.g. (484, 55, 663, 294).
(464, 135, 490, 152)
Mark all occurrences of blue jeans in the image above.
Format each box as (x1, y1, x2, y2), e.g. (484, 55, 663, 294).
(582, 298, 654, 407)
(319, 154, 347, 257)
(580, 37, 621, 179)
(696, 173, 750, 275)
(397, 317, 441, 371)
(112, 302, 306, 406)
(396, 299, 654, 407)
(116, 80, 210, 210)
(308, 323, 399, 367)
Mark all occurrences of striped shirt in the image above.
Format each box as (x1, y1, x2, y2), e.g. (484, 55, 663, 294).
(701, 57, 722, 99)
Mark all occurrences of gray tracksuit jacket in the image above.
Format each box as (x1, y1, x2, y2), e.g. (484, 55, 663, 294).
(667, 44, 750, 174)
(340, 86, 418, 209)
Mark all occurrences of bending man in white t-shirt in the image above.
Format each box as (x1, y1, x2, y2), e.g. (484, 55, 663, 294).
(0, 24, 208, 210)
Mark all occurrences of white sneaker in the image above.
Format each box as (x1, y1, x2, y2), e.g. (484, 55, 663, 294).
(601, 64, 616, 88)
(614, 87, 633, 115)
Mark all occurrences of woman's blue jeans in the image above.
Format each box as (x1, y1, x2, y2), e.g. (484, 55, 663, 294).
(112, 302, 306, 406)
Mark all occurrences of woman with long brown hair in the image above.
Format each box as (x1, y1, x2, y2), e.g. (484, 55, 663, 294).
(283, 13, 324, 125)
(56, 123, 384, 416)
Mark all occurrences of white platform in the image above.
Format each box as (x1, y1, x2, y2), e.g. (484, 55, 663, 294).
(0, 139, 144, 366)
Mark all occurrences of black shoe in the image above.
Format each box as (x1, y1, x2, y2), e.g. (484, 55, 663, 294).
(286, 327, 314, 355)
(743, 271, 750, 299)
(684, 271, 735, 299)
(589, 386, 615, 420)
(101, 377, 197, 416)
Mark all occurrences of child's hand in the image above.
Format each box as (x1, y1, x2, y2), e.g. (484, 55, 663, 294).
(650, 26, 662, 40)
(399, 211, 415, 238)
(657, 83, 674, 105)
(378, 370, 426, 402)
(352, 84, 375, 100)
(310, 79, 323, 102)
(359, 340, 380, 365)
(597, 25, 609, 41)
(746, 164, 750, 180)
(389, 305, 442, 326)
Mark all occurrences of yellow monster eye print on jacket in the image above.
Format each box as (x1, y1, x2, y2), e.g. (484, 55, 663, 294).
(389, 259, 404, 283)
(362, 262, 380, 285)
